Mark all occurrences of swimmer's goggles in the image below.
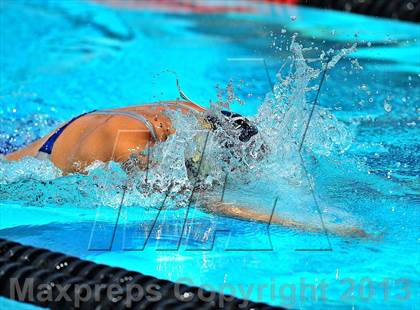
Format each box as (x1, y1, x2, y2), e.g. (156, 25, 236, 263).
(204, 110, 259, 143)
(204, 110, 268, 165)
(186, 110, 268, 179)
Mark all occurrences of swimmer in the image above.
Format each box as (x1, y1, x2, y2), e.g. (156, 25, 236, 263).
(4, 100, 212, 172)
(3, 99, 368, 238)
(4, 100, 265, 173)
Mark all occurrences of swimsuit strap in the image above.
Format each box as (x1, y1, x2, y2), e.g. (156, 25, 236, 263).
(91, 110, 159, 142)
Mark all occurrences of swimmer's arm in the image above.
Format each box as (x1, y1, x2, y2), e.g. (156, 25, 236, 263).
(202, 201, 370, 238)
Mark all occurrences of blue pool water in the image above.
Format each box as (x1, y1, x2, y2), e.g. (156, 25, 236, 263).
(0, 0, 419, 309)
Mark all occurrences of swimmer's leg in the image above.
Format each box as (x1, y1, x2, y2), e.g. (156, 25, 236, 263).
(201, 201, 370, 238)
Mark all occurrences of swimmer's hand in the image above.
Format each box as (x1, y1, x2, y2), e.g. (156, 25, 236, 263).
(202, 201, 372, 239)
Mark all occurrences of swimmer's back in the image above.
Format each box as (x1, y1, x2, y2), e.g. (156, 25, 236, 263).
(5, 101, 205, 173)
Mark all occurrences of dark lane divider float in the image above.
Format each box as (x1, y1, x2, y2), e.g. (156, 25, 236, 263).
(264, 0, 419, 22)
(0, 238, 284, 309)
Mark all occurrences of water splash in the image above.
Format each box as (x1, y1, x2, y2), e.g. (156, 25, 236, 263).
(0, 41, 357, 210)
(248, 40, 356, 184)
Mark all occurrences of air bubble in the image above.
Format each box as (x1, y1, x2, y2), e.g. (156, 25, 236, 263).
(359, 84, 368, 91)
(384, 102, 392, 112)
